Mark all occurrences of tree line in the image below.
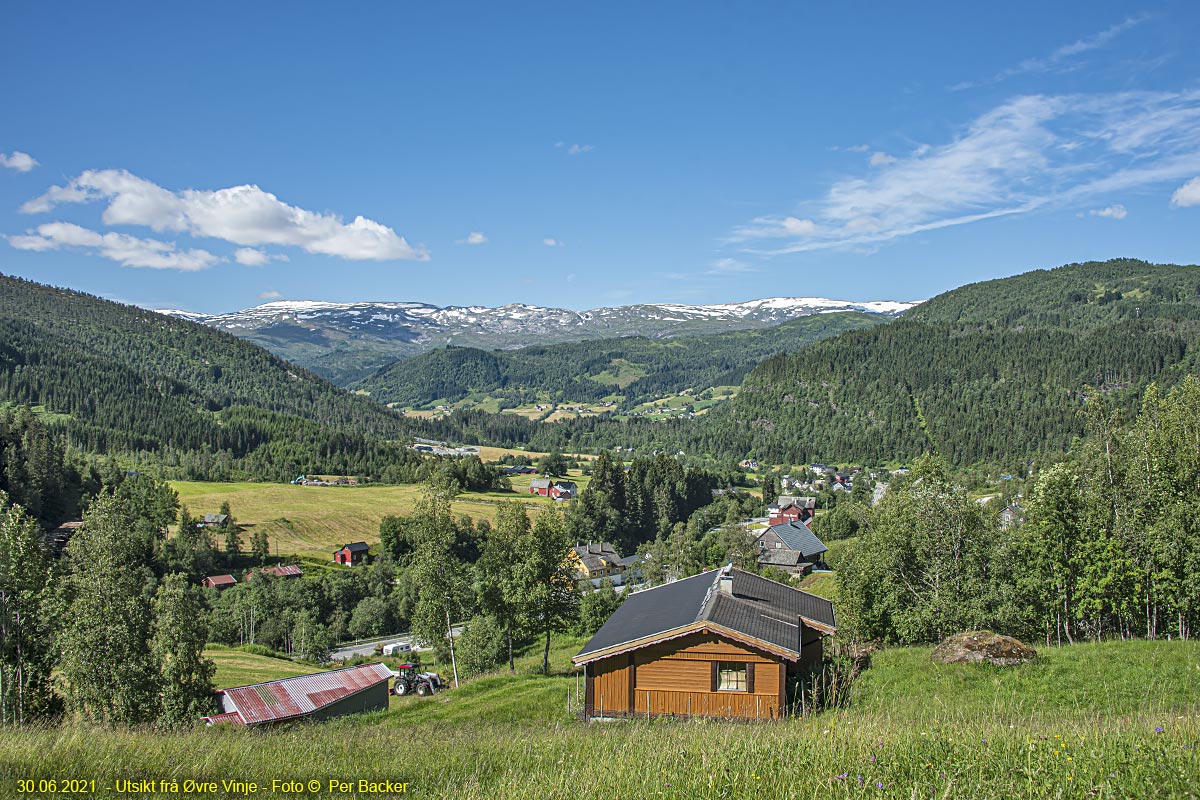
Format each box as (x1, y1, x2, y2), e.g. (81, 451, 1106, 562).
(836, 376, 1200, 646)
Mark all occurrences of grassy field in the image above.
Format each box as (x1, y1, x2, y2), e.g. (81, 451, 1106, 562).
(2, 639, 1197, 798)
(206, 646, 325, 689)
(171, 474, 588, 560)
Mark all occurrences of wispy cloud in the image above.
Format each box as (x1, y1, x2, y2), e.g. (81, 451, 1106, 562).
(7, 221, 220, 271)
(542, 238, 561, 247)
(554, 142, 593, 155)
(20, 169, 428, 262)
(457, 231, 488, 245)
(953, 16, 1147, 90)
(0, 151, 38, 172)
(258, 290, 282, 300)
(869, 151, 897, 166)
(1089, 204, 1128, 219)
(1171, 177, 1200, 207)
(731, 91, 1200, 255)
(234, 247, 289, 266)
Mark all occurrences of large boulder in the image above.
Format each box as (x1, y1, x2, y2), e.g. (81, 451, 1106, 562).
(931, 630, 1036, 666)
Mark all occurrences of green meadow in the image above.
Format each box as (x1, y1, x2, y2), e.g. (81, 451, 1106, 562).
(3, 639, 1197, 798)
(170, 473, 588, 560)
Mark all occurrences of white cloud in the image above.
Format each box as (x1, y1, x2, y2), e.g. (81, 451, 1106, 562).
(954, 16, 1147, 90)
(0, 151, 38, 172)
(731, 90, 1200, 254)
(457, 231, 488, 245)
(567, 144, 593, 155)
(842, 144, 870, 153)
(258, 290, 283, 300)
(542, 238, 560, 247)
(729, 215, 818, 241)
(869, 151, 897, 166)
(1170, 176, 1200, 207)
(1089, 204, 1128, 219)
(234, 247, 289, 266)
(7, 222, 220, 271)
(21, 169, 427, 262)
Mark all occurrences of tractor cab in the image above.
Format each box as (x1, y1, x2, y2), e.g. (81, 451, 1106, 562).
(392, 664, 444, 697)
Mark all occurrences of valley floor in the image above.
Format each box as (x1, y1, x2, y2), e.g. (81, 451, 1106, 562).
(3, 639, 1196, 798)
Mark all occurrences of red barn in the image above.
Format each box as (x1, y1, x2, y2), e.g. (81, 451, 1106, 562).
(201, 574, 238, 590)
(334, 542, 370, 566)
(529, 478, 552, 496)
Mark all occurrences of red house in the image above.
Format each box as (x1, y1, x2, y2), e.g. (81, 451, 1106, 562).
(529, 478, 552, 496)
(334, 542, 370, 566)
(768, 496, 816, 526)
(201, 574, 238, 590)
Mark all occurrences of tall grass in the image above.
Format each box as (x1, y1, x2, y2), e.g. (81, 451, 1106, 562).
(2, 640, 1197, 798)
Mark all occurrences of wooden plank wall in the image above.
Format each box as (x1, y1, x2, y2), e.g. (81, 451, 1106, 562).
(583, 633, 782, 724)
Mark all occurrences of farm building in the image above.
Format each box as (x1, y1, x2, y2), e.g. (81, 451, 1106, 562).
(334, 541, 370, 566)
(551, 481, 577, 500)
(201, 574, 237, 589)
(573, 566, 835, 720)
(245, 564, 303, 580)
(529, 478, 553, 496)
(199, 513, 229, 527)
(201, 663, 393, 726)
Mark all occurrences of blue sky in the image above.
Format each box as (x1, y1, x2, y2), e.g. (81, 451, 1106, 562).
(2, 1, 1199, 313)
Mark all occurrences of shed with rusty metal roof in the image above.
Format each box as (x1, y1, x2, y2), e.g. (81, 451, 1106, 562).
(200, 662, 393, 726)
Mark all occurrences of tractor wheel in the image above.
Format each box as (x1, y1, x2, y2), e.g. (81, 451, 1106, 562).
(395, 682, 408, 696)
(416, 682, 430, 697)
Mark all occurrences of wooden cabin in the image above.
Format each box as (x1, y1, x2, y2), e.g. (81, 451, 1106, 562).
(573, 566, 835, 720)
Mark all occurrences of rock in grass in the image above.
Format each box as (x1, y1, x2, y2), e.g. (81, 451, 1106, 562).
(931, 630, 1036, 666)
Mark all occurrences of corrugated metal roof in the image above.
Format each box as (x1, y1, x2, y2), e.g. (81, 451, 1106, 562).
(221, 662, 392, 725)
(200, 711, 244, 726)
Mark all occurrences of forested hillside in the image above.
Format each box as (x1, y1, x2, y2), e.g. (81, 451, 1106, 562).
(728, 259, 1200, 469)
(353, 312, 883, 408)
(0, 273, 431, 481)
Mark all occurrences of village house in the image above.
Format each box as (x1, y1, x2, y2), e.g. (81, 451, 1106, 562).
(1000, 502, 1025, 529)
(201, 574, 238, 590)
(573, 566, 835, 720)
(199, 513, 229, 527)
(754, 519, 828, 578)
(568, 542, 626, 586)
(333, 542, 370, 566)
(201, 663, 393, 726)
(767, 496, 816, 526)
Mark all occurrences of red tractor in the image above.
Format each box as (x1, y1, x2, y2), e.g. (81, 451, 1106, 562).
(391, 664, 443, 697)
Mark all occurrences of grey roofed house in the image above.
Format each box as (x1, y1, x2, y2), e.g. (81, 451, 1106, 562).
(575, 566, 835, 662)
(774, 496, 817, 510)
(200, 513, 229, 526)
(759, 520, 828, 561)
(529, 478, 552, 490)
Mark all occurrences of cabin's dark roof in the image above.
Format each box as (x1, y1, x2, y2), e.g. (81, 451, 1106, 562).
(339, 542, 370, 553)
(764, 520, 827, 559)
(575, 567, 835, 662)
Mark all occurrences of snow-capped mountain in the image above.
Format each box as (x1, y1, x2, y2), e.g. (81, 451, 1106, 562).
(158, 296, 919, 384)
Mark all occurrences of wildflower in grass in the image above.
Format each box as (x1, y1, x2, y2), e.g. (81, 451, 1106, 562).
(1155, 727, 1164, 733)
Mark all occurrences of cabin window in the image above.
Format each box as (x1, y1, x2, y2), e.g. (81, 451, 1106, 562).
(717, 662, 747, 691)
(775, 541, 782, 549)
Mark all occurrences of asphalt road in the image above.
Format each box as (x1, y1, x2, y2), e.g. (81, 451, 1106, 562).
(329, 627, 462, 661)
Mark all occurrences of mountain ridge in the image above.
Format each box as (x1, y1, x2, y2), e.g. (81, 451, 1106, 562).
(156, 295, 919, 384)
